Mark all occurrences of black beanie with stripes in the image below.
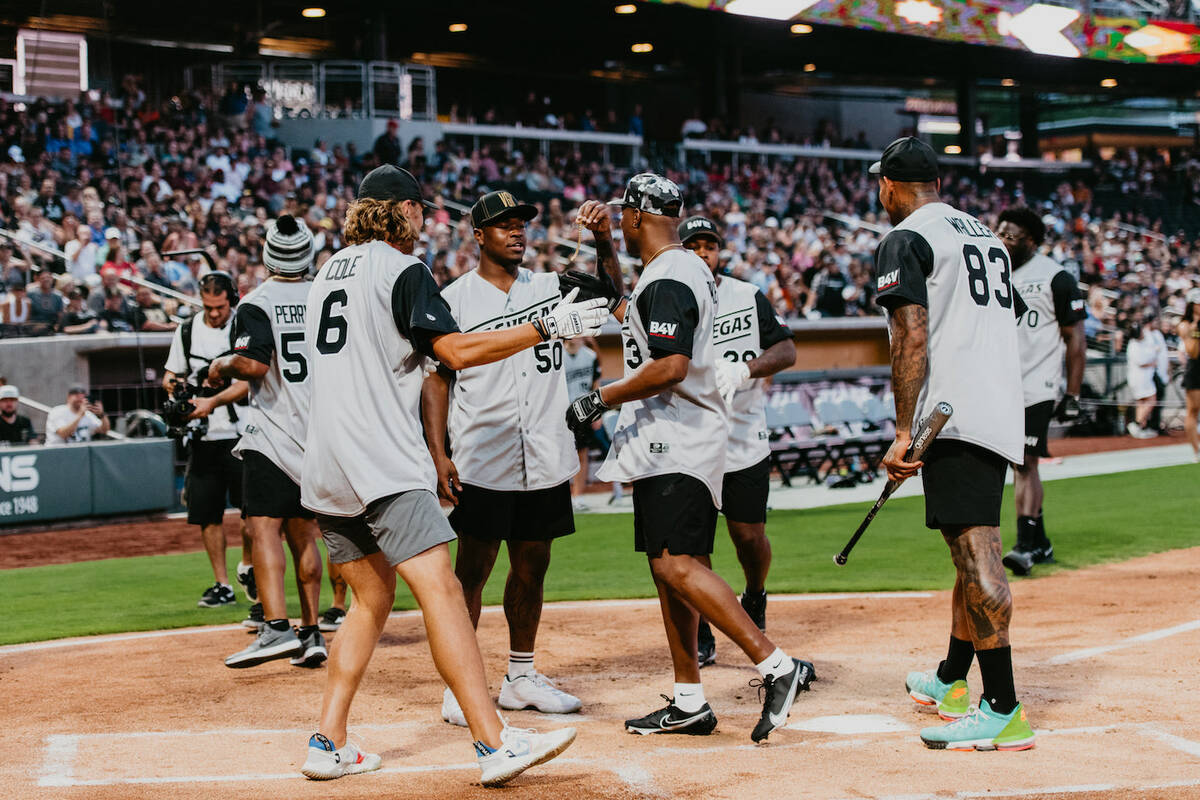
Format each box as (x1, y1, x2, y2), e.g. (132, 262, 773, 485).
(263, 214, 314, 276)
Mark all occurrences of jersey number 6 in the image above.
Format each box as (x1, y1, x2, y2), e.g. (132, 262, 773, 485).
(316, 290, 349, 355)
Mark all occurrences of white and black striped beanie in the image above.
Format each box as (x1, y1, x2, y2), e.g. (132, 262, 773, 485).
(263, 215, 314, 276)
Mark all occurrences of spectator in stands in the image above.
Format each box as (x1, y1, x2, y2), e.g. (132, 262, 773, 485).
(138, 242, 174, 290)
(27, 269, 65, 332)
(0, 384, 34, 444)
(64, 224, 98, 283)
(804, 253, 849, 317)
(374, 119, 402, 166)
(101, 228, 135, 278)
(60, 287, 99, 334)
(33, 178, 65, 224)
(98, 286, 136, 332)
(1, 276, 31, 330)
(131, 285, 176, 331)
(45, 385, 109, 444)
(246, 87, 275, 140)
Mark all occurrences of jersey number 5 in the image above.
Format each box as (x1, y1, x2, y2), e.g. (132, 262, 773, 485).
(279, 331, 308, 383)
(962, 244, 1012, 309)
(316, 290, 349, 354)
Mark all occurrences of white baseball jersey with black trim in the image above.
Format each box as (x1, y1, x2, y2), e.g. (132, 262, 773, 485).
(597, 248, 726, 506)
(301, 240, 460, 516)
(440, 268, 577, 491)
(1012, 254, 1086, 407)
(714, 276, 793, 472)
(873, 201, 1024, 464)
(230, 277, 312, 484)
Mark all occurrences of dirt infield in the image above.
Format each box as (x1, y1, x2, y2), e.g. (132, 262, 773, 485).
(5, 547, 1200, 800)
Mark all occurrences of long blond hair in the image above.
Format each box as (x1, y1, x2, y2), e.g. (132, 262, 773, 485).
(343, 198, 417, 247)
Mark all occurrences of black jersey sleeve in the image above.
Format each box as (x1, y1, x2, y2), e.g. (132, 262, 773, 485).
(635, 279, 699, 359)
(1050, 270, 1086, 326)
(873, 230, 933, 312)
(232, 303, 274, 365)
(755, 289, 792, 349)
(392, 262, 460, 359)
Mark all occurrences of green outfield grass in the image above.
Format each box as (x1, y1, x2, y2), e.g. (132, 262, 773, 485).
(2, 464, 1197, 646)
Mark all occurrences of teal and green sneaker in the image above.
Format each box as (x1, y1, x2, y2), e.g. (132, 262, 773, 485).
(919, 699, 1036, 751)
(905, 670, 970, 720)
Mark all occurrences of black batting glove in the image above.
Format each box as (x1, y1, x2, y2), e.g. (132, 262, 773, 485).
(559, 269, 623, 313)
(566, 389, 609, 432)
(1054, 394, 1081, 422)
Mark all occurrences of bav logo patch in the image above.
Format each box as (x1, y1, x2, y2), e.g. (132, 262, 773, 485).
(877, 269, 900, 290)
(649, 442, 670, 454)
(649, 321, 678, 338)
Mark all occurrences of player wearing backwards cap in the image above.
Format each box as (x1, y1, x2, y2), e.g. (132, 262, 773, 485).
(298, 166, 598, 786)
(1180, 288, 1200, 462)
(211, 215, 327, 670)
(678, 215, 796, 666)
(994, 207, 1087, 576)
(566, 174, 814, 742)
(870, 137, 1035, 751)
(422, 190, 583, 727)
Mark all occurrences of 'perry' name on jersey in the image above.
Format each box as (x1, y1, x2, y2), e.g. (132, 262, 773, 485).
(273, 304, 306, 325)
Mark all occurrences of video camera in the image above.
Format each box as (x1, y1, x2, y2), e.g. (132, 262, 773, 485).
(161, 366, 217, 442)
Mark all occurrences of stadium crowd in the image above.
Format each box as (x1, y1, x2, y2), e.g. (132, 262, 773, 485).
(0, 83, 1196, 369)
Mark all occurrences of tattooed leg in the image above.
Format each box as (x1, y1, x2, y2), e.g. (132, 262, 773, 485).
(943, 526, 1011, 650)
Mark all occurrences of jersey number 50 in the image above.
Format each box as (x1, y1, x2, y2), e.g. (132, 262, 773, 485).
(962, 244, 1012, 309)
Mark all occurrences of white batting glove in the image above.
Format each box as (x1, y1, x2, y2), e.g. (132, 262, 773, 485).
(714, 360, 751, 405)
(534, 287, 609, 341)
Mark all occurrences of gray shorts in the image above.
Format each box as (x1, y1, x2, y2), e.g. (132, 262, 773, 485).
(318, 489, 456, 566)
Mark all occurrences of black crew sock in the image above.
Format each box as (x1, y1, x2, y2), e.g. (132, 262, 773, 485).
(937, 636, 975, 683)
(297, 624, 319, 638)
(976, 646, 1018, 715)
(266, 618, 290, 632)
(1034, 512, 1050, 547)
(1015, 516, 1037, 551)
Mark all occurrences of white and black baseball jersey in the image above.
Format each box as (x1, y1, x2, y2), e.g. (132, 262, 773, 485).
(597, 249, 726, 506)
(440, 268, 577, 491)
(874, 202, 1024, 464)
(230, 277, 312, 483)
(301, 240, 460, 516)
(714, 275, 793, 472)
(564, 344, 600, 402)
(1012, 254, 1086, 407)
(163, 315, 241, 442)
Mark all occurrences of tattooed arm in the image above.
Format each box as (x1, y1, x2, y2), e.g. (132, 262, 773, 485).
(881, 302, 929, 482)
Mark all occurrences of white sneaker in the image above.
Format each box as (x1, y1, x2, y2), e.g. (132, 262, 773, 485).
(571, 498, 590, 513)
(476, 725, 576, 787)
(442, 687, 468, 727)
(300, 733, 382, 780)
(499, 671, 582, 714)
(1127, 421, 1142, 437)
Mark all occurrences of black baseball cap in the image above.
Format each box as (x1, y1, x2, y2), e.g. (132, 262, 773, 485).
(357, 165, 436, 209)
(608, 173, 684, 217)
(471, 191, 538, 229)
(868, 137, 940, 182)
(678, 216, 724, 247)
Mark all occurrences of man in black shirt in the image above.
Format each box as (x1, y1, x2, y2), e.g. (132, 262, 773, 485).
(0, 385, 35, 444)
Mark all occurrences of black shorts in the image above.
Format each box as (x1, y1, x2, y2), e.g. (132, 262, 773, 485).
(1024, 400, 1055, 458)
(633, 473, 718, 556)
(185, 438, 243, 526)
(241, 450, 314, 520)
(721, 457, 770, 524)
(1185, 359, 1200, 391)
(920, 440, 1007, 531)
(448, 482, 574, 542)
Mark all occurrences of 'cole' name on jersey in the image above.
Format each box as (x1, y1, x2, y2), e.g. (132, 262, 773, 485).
(324, 255, 360, 281)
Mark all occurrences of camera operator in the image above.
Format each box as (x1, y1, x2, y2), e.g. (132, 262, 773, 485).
(162, 271, 254, 609)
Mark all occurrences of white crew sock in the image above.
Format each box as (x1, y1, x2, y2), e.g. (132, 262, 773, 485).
(507, 650, 535, 679)
(673, 682, 706, 712)
(755, 647, 793, 680)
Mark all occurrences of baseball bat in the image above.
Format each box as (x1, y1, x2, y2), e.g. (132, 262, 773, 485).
(833, 402, 953, 566)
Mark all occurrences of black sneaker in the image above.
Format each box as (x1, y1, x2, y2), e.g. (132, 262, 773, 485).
(198, 583, 236, 608)
(625, 696, 717, 736)
(290, 628, 328, 668)
(318, 607, 346, 632)
(750, 657, 815, 743)
(1002, 548, 1035, 576)
(741, 590, 767, 632)
(242, 602, 264, 631)
(236, 562, 257, 603)
(1031, 541, 1055, 564)
(697, 619, 716, 667)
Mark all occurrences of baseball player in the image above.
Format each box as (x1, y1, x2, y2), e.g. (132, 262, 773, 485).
(995, 207, 1086, 576)
(566, 175, 814, 743)
(422, 190, 583, 727)
(679, 215, 796, 666)
(211, 215, 327, 669)
(871, 137, 1036, 751)
(298, 166, 598, 786)
(563, 337, 603, 510)
(1180, 289, 1200, 463)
